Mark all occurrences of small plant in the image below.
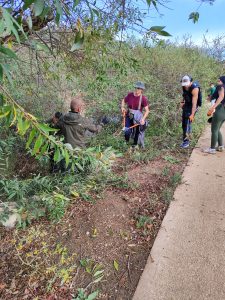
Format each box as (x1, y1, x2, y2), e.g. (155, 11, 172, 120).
(136, 215, 153, 229)
(162, 187, 173, 204)
(161, 166, 170, 177)
(170, 172, 182, 187)
(163, 155, 180, 164)
(72, 288, 99, 300)
(43, 192, 70, 221)
(79, 258, 104, 283)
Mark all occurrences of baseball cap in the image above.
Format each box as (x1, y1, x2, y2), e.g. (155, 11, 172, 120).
(181, 75, 191, 86)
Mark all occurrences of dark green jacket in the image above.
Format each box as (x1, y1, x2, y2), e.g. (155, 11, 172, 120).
(57, 112, 101, 148)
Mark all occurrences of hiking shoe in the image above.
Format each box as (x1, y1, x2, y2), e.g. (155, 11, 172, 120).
(202, 148, 216, 154)
(216, 145, 224, 152)
(180, 140, 190, 148)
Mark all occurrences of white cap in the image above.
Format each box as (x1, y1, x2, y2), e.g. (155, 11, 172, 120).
(181, 75, 191, 86)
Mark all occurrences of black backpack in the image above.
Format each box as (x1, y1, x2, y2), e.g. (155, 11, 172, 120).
(183, 81, 202, 107)
(191, 81, 202, 107)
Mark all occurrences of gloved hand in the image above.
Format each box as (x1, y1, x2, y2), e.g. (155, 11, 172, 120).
(207, 107, 215, 116)
(122, 127, 129, 133)
(189, 114, 194, 122)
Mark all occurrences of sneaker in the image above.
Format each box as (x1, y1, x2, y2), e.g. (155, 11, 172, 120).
(216, 145, 224, 152)
(180, 140, 190, 148)
(202, 148, 216, 154)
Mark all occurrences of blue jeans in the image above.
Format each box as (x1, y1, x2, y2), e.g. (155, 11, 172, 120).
(182, 110, 192, 141)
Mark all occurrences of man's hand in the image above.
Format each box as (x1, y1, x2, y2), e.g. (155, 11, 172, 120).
(180, 101, 184, 109)
(121, 108, 126, 115)
(189, 114, 194, 122)
(140, 118, 145, 125)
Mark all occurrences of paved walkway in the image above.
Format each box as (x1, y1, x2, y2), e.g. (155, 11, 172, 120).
(133, 126, 225, 300)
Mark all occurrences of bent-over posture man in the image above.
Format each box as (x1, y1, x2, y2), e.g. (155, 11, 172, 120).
(180, 75, 201, 148)
(57, 98, 102, 148)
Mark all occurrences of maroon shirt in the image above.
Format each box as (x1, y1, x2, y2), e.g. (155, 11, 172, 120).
(124, 92, 148, 112)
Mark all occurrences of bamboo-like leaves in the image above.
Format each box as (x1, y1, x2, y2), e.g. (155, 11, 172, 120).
(0, 93, 118, 173)
(26, 128, 37, 149)
(32, 134, 43, 155)
(33, 0, 45, 17)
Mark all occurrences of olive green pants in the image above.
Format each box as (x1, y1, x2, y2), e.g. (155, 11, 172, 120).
(211, 104, 225, 148)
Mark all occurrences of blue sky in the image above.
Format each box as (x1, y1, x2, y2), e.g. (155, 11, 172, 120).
(140, 0, 225, 44)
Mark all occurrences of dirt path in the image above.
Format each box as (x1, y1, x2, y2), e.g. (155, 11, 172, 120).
(133, 125, 225, 300)
(0, 149, 188, 300)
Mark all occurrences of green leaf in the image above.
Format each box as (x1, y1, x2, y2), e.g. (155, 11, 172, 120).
(55, 0, 63, 16)
(23, 0, 35, 10)
(37, 123, 58, 132)
(92, 274, 104, 283)
(0, 94, 4, 106)
(163, 156, 180, 164)
(40, 6, 51, 18)
(55, 12, 61, 25)
(27, 15, 33, 30)
(75, 162, 84, 171)
(94, 270, 104, 277)
(0, 46, 17, 59)
(39, 143, 49, 155)
(73, 0, 81, 8)
(86, 290, 99, 300)
(80, 259, 87, 267)
(189, 12, 199, 23)
(150, 26, 165, 32)
(70, 32, 84, 51)
(149, 26, 171, 36)
(92, 8, 100, 17)
(157, 30, 171, 37)
(53, 147, 61, 162)
(0, 109, 10, 119)
(64, 149, 70, 168)
(2, 8, 12, 29)
(26, 128, 36, 149)
(113, 260, 119, 271)
(32, 134, 43, 155)
(17, 118, 30, 135)
(34, 0, 45, 16)
(146, 0, 158, 10)
(31, 40, 51, 53)
(2, 8, 26, 42)
(1, 64, 13, 85)
(0, 65, 3, 82)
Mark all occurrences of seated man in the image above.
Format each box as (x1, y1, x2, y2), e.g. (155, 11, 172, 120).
(57, 98, 102, 148)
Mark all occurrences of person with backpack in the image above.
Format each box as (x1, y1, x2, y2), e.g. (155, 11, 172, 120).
(208, 82, 216, 104)
(203, 76, 225, 154)
(121, 81, 149, 148)
(180, 75, 202, 148)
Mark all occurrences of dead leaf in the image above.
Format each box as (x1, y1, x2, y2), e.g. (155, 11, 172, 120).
(0, 283, 6, 290)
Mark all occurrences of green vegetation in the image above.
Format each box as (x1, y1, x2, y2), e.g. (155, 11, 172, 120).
(0, 0, 224, 298)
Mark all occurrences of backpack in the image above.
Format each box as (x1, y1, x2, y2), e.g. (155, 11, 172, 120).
(190, 81, 202, 107)
(183, 81, 202, 108)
